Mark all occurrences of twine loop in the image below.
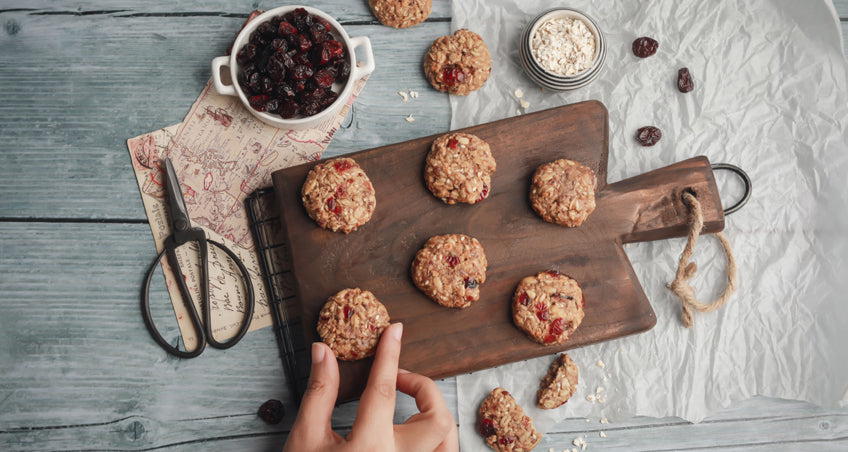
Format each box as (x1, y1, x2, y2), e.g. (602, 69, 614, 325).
(668, 192, 737, 327)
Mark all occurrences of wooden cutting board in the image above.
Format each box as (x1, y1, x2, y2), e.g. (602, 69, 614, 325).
(271, 101, 724, 402)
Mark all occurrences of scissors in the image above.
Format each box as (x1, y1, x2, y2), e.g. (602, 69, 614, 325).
(141, 158, 255, 358)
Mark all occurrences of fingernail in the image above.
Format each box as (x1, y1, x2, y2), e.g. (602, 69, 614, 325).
(311, 342, 325, 364)
(398, 368, 411, 374)
(390, 322, 403, 341)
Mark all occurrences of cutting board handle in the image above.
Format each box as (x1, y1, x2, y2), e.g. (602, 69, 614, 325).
(598, 156, 725, 244)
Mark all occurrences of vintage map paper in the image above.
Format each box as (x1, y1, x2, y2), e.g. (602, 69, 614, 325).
(128, 76, 367, 350)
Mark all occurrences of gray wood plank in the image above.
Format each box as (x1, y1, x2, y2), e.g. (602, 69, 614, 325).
(835, 0, 848, 18)
(0, 12, 448, 220)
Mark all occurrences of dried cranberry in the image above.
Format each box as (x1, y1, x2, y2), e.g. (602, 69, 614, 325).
(324, 40, 344, 58)
(343, 305, 354, 320)
(333, 159, 353, 172)
(313, 68, 335, 88)
(441, 64, 466, 87)
(302, 101, 321, 117)
(464, 277, 478, 289)
(260, 76, 273, 94)
(247, 72, 263, 94)
(264, 98, 280, 114)
(267, 56, 286, 81)
(308, 23, 328, 43)
(544, 333, 558, 344)
(256, 21, 276, 37)
(677, 67, 694, 93)
(478, 418, 497, 437)
(278, 100, 299, 118)
(535, 302, 549, 321)
(314, 16, 333, 33)
(291, 33, 313, 53)
(278, 21, 298, 37)
(270, 38, 288, 52)
(632, 37, 659, 58)
(249, 30, 268, 46)
(236, 43, 257, 64)
(546, 270, 561, 277)
(334, 184, 347, 198)
(319, 90, 339, 108)
(291, 8, 312, 32)
(517, 292, 529, 306)
(257, 399, 285, 424)
(368, 324, 376, 332)
(274, 83, 295, 99)
(448, 138, 458, 149)
(446, 255, 460, 268)
(291, 64, 314, 81)
(326, 197, 341, 214)
(292, 80, 306, 93)
(334, 59, 351, 80)
(248, 95, 268, 111)
(499, 436, 516, 445)
(550, 318, 565, 336)
(477, 183, 489, 203)
(636, 126, 662, 146)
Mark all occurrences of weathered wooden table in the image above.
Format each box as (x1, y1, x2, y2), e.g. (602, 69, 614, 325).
(2, 1, 847, 450)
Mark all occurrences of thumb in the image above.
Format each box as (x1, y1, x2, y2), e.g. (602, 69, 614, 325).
(289, 342, 340, 443)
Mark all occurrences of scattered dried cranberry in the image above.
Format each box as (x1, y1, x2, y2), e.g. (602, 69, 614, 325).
(446, 255, 460, 268)
(441, 64, 466, 87)
(636, 126, 662, 146)
(333, 159, 353, 172)
(632, 37, 659, 58)
(464, 277, 478, 289)
(343, 305, 354, 320)
(478, 418, 497, 437)
(257, 399, 285, 424)
(677, 67, 694, 93)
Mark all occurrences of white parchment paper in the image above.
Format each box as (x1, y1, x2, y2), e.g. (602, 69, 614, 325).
(451, 0, 848, 449)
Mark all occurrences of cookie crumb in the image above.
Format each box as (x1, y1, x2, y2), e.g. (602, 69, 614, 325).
(600, 417, 608, 424)
(410, 90, 419, 98)
(514, 88, 524, 98)
(516, 109, 522, 115)
(596, 359, 605, 368)
(600, 431, 607, 438)
(586, 395, 595, 403)
(405, 114, 415, 122)
(398, 91, 409, 102)
(598, 396, 606, 403)
(520, 99, 530, 109)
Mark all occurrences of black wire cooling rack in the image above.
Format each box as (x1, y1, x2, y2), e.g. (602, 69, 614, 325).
(245, 187, 309, 404)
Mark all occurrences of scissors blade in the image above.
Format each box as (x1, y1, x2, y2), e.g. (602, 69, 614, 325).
(163, 158, 192, 233)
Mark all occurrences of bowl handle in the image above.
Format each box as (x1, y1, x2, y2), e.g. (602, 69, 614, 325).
(211, 55, 238, 97)
(349, 36, 376, 79)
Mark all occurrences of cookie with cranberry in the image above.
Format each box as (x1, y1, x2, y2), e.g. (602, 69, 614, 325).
(316, 288, 390, 361)
(369, 0, 432, 29)
(537, 353, 579, 409)
(529, 159, 597, 227)
(411, 234, 487, 308)
(301, 157, 376, 233)
(477, 387, 542, 451)
(424, 29, 492, 95)
(425, 132, 496, 204)
(512, 270, 585, 345)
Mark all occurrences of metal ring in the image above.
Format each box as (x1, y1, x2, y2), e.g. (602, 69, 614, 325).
(711, 163, 752, 216)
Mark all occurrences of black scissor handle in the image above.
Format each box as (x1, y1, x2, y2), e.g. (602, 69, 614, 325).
(141, 245, 206, 359)
(711, 163, 752, 216)
(204, 239, 255, 350)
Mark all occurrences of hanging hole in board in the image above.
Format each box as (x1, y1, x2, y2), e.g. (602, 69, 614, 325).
(711, 163, 752, 215)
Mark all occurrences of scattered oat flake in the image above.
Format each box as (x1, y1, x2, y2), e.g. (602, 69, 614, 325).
(603, 375, 608, 382)
(520, 99, 530, 109)
(598, 397, 606, 403)
(600, 431, 607, 438)
(600, 417, 608, 424)
(405, 114, 415, 123)
(515, 88, 524, 98)
(596, 386, 604, 394)
(410, 90, 419, 98)
(596, 360, 605, 368)
(516, 109, 523, 115)
(398, 91, 408, 102)
(586, 395, 596, 402)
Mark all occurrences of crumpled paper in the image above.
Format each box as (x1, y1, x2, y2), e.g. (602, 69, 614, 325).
(451, 0, 848, 448)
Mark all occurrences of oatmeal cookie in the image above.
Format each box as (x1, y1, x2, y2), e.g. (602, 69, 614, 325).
(316, 288, 390, 361)
(369, 0, 432, 29)
(424, 29, 492, 95)
(477, 387, 542, 452)
(536, 353, 578, 409)
(512, 270, 585, 345)
(301, 157, 376, 233)
(529, 159, 597, 227)
(411, 234, 487, 308)
(425, 132, 496, 204)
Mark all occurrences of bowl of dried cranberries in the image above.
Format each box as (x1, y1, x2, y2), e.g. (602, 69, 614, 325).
(519, 8, 606, 91)
(212, 6, 375, 129)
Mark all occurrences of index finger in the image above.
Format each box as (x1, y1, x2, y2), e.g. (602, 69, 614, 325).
(351, 322, 403, 439)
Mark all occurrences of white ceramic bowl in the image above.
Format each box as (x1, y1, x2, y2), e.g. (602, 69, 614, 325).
(211, 5, 375, 130)
(519, 8, 606, 91)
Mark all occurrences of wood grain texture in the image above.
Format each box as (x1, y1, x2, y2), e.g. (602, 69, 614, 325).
(272, 101, 728, 402)
(1, 0, 847, 450)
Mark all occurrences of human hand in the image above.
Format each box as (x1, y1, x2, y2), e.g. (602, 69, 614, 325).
(283, 323, 458, 452)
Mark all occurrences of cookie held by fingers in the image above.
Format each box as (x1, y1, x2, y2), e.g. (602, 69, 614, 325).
(317, 288, 390, 361)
